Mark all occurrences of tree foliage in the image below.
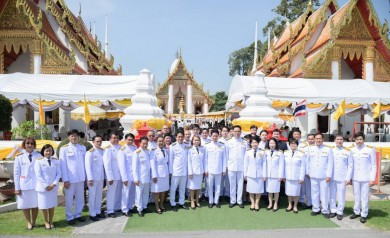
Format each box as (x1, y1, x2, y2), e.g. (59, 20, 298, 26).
(228, 40, 265, 76)
(209, 91, 228, 112)
(0, 94, 13, 132)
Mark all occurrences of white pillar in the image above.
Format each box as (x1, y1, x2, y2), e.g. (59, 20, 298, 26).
(363, 114, 374, 133)
(331, 60, 339, 80)
(329, 111, 339, 134)
(203, 102, 209, 114)
(33, 55, 41, 74)
(186, 83, 193, 114)
(168, 84, 174, 114)
(11, 106, 26, 128)
(307, 112, 318, 134)
(59, 108, 71, 134)
(365, 62, 374, 82)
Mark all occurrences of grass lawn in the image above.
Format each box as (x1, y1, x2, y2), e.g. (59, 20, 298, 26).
(0, 206, 89, 236)
(124, 197, 338, 232)
(344, 201, 390, 231)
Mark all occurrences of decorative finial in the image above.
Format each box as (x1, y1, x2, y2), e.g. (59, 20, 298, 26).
(78, 2, 81, 16)
(308, 0, 313, 7)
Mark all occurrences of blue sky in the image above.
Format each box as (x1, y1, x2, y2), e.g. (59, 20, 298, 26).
(65, 0, 389, 94)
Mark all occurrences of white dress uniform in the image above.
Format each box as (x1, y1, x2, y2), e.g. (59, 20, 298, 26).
(187, 146, 205, 190)
(265, 150, 285, 193)
(118, 144, 137, 214)
(330, 146, 353, 215)
(306, 144, 333, 214)
(283, 149, 305, 196)
(299, 142, 312, 206)
(85, 147, 105, 217)
(150, 147, 169, 193)
(200, 137, 211, 197)
(204, 141, 227, 204)
(148, 141, 157, 150)
(244, 148, 266, 194)
(218, 137, 230, 197)
(60, 143, 86, 221)
(14, 151, 40, 209)
(225, 136, 246, 205)
(103, 143, 122, 214)
(34, 157, 61, 209)
(169, 142, 189, 206)
(132, 148, 151, 212)
(351, 144, 376, 218)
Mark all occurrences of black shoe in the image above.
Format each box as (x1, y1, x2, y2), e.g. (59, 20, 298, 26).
(67, 219, 76, 225)
(76, 217, 86, 222)
(285, 208, 293, 212)
(273, 208, 278, 212)
(350, 214, 360, 219)
(138, 211, 144, 217)
(143, 208, 151, 213)
(238, 204, 244, 209)
(305, 205, 312, 210)
(329, 213, 337, 218)
(266, 207, 272, 210)
(160, 208, 167, 212)
(196, 203, 201, 208)
(337, 214, 343, 220)
(293, 209, 299, 214)
(215, 203, 221, 208)
(172, 206, 178, 212)
(191, 206, 196, 210)
(97, 213, 106, 218)
(107, 213, 116, 218)
(297, 202, 304, 207)
(360, 217, 367, 223)
(323, 213, 330, 219)
(155, 209, 162, 214)
(89, 216, 99, 221)
(208, 204, 213, 208)
(115, 209, 122, 213)
(311, 211, 321, 216)
(182, 205, 189, 210)
(250, 208, 255, 211)
(229, 203, 235, 208)
(123, 211, 133, 217)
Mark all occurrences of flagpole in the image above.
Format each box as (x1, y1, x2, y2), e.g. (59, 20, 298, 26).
(379, 99, 382, 143)
(39, 95, 43, 139)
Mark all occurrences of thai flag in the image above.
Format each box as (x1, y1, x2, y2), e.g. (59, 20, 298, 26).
(293, 100, 307, 117)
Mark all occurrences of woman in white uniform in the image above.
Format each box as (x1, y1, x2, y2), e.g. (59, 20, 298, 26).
(283, 139, 305, 213)
(187, 135, 205, 209)
(14, 137, 40, 230)
(34, 144, 61, 229)
(150, 136, 169, 214)
(265, 138, 285, 211)
(244, 137, 266, 211)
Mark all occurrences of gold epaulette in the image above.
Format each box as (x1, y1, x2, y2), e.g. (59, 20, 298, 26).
(366, 145, 373, 148)
(62, 144, 69, 147)
(324, 144, 333, 148)
(171, 142, 177, 146)
(247, 148, 251, 151)
(15, 151, 23, 157)
(37, 157, 43, 160)
(349, 143, 355, 148)
(227, 137, 232, 140)
(205, 142, 211, 144)
(89, 148, 95, 152)
(343, 147, 350, 151)
(135, 148, 142, 154)
(105, 144, 111, 149)
(120, 146, 126, 151)
(298, 149, 305, 154)
(53, 157, 59, 160)
(261, 148, 266, 151)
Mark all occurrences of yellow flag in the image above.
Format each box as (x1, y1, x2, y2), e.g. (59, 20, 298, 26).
(84, 95, 91, 124)
(333, 100, 346, 120)
(38, 97, 45, 125)
(372, 100, 381, 118)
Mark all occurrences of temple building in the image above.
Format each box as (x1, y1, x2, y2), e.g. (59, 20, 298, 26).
(156, 52, 213, 115)
(257, 0, 390, 135)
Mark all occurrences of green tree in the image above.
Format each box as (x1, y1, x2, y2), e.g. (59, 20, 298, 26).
(209, 91, 228, 112)
(228, 40, 263, 76)
(262, 0, 320, 37)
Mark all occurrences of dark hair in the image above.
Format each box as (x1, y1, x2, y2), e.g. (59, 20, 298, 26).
(191, 135, 201, 146)
(250, 137, 260, 144)
(289, 139, 299, 146)
(22, 137, 36, 149)
(192, 124, 200, 130)
(78, 131, 85, 139)
(267, 137, 280, 150)
(334, 134, 344, 140)
(163, 133, 172, 139)
(176, 130, 184, 137)
(89, 124, 95, 130)
(259, 130, 268, 135)
(233, 125, 242, 131)
(307, 133, 315, 138)
(68, 129, 79, 136)
(244, 134, 252, 140)
(139, 136, 149, 142)
(211, 129, 219, 135)
(54, 125, 59, 130)
(250, 125, 258, 130)
(221, 126, 229, 131)
(156, 135, 164, 141)
(315, 132, 323, 138)
(125, 133, 135, 139)
(41, 144, 55, 156)
(92, 135, 103, 141)
(293, 129, 301, 135)
(354, 131, 365, 140)
(109, 132, 120, 138)
(272, 128, 281, 134)
(201, 128, 208, 134)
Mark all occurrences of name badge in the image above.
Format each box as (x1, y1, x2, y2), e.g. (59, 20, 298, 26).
(67, 150, 74, 156)
(321, 151, 328, 156)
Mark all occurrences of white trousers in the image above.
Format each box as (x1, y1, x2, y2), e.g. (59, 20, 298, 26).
(353, 180, 370, 218)
(311, 178, 329, 214)
(208, 174, 221, 204)
(329, 180, 346, 215)
(64, 182, 85, 221)
(106, 180, 122, 214)
(228, 171, 244, 204)
(121, 181, 136, 213)
(87, 180, 103, 217)
(203, 175, 209, 197)
(135, 182, 150, 212)
(220, 171, 230, 196)
(170, 176, 187, 206)
(299, 176, 312, 205)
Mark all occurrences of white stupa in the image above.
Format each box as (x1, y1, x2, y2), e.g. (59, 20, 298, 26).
(234, 71, 283, 129)
(119, 69, 165, 132)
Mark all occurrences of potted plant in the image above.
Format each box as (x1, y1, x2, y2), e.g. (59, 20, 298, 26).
(11, 120, 53, 140)
(0, 95, 13, 140)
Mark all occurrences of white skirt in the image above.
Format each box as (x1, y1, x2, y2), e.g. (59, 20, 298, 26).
(285, 180, 301, 197)
(187, 174, 203, 190)
(246, 177, 264, 194)
(37, 188, 58, 209)
(266, 178, 281, 193)
(17, 189, 38, 209)
(151, 176, 169, 193)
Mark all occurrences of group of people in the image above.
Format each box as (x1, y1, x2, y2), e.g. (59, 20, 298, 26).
(14, 124, 377, 230)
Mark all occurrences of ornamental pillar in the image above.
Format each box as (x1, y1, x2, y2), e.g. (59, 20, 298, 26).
(364, 46, 375, 82)
(203, 101, 209, 114)
(0, 49, 4, 74)
(331, 46, 340, 80)
(168, 84, 174, 114)
(186, 82, 193, 114)
(329, 111, 339, 134)
(307, 112, 318, 134)
(32, 40, 42, 74)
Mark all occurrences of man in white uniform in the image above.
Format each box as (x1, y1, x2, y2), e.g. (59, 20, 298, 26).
(299, 133, 315, 209)
(219, 126, 230, 201)
(85, 135, 105, 221)
(103, 132, 122, 218)
(169, 131, 190, 211)
(350, 132, 376, 223)
(226, 125, 246, 208)
(205, 129, 227, 208)
(147, 130, 157, 150)
(60, 130, 86, 225)
(118, 133, 137, 217)
(330, 135, 353, 220)
(306, 133, 333, 218)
